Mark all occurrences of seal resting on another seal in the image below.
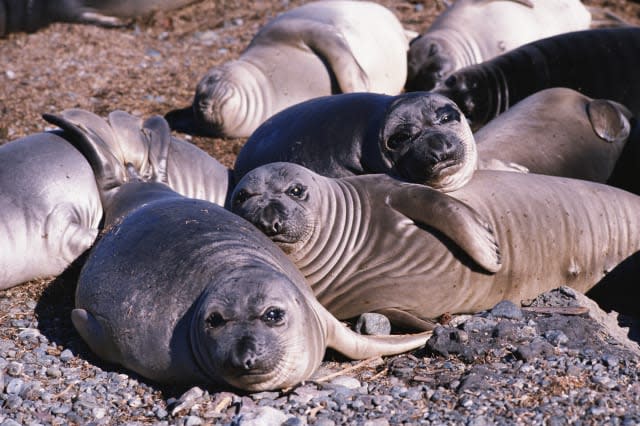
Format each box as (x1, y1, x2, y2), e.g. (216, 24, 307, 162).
(0, 131, 102, 290)
(406, 0, 591, 90)
(231, 162, 640, 331)
(43, 111, 430, 391)
(233, 92, 477, 192)
(434, 27, 640, 130)
(474, 88, 632, 182)
(0, 0, 198, 36)
(167, 1, 410, 138)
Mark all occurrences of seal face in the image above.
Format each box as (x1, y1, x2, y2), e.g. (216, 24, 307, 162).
(380, 93, 476, 191)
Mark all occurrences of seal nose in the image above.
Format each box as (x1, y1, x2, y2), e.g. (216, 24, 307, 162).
(423, 133, 458, 165)
(231, 336, 258, 371)
(256, 203, 284, 236)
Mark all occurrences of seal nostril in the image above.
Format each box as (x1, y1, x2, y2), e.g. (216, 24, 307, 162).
(273, 221, 282, 233)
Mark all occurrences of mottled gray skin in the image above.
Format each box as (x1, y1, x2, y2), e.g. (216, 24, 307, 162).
(406, 0, 590, 91)
(0, 0, 197, 36)
(234, 92, 477, 192)
(181, 0, 409, 138)
(45, 111, 430, 391)
(0, 132, 102, 290)
(434, 27, 640, 131)
(475, 88, 632, 182)
(231, 163, 640, 331)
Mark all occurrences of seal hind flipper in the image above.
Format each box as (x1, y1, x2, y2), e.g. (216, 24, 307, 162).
(262, 19, 370, 93)
(45, 203, 99, 264)
(141, 115, 172, 184)
(43, 110, 128, 206)
(587, 99, 631, 144)
(387, 184, 502, 273)
(71, 308, 122, 364)
(322, 304, 431, 359)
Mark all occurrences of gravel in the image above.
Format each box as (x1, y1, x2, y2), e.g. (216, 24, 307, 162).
(2, 0, 640, 424)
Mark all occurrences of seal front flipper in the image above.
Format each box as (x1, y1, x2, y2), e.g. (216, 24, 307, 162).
(71, 309, 122, 364)
(263, 18, 370, 92)
(587, 99, 631, 144)
(387, 184, 502, 273)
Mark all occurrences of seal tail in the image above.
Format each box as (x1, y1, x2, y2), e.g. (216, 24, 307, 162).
(42, 109, 171, 209)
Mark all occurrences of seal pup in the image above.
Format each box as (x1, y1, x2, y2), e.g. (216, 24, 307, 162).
(233, 92, 477, 192)
(231, 162, 640, 330)
(433, 27, 640, 130)
(43, 111, 431, 391)
(0, 0, 197, 36)
(0, 131, 102, 290)
(475, 88, 632, 182)
(167, 1, 410, 138)
(406, 0, 591, 90)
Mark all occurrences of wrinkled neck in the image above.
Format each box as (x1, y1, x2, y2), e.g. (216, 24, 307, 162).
(430, 29, 483, 70)
(291, 179, 365, 296)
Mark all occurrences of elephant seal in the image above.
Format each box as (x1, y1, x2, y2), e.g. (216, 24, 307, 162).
(0, 0, 197, 36)
(475, 88, 632, 182)
(433, 27, 640, 130)
(0, 131, 102, 290)
(43, 111, 430, 391)
(406, 0, 591, 91)
(233, 92, 477, 192)
(231, 162, 640, 331)
(167, 0, 410, 138)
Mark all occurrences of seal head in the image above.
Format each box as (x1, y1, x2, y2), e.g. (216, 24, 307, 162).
(435, 68, 496, 131)
(191, 267, 324, 390)
(406, 35, 456, 91)
(380, 92, 477, 191)
(231, 164, 319, 255)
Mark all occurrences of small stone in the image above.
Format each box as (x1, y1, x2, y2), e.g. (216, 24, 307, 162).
(239, 406, 288, 425)
(329, 376, 361, 390)
(59, 349, 74, 362)
(17, 328, 41, 340)
(355, 313, 392, 335)
(6, 361, 24, 376)
(185, 415, 203, 426)
(6, 378, 24, 395)
(544, 330, 569, 346)
(46, 367, 62, 378)
(490, 300, 523, 320)
(155, 407, 168, 419)
(602, 354, 620, 367)
(5, 70, 16, 79)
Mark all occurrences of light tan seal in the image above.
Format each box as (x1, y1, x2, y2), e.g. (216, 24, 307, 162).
(475, 87, 632, 182)
(44, 110, 431, 392)
(231, 162, 640, 330)
(168, 0, 410, 138)
(406, 0, 591, 90)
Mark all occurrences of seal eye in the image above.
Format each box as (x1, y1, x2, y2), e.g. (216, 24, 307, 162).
(233, 189, 250, 206)
(206, 312, 226, 328)
(386, 132, 412, 151)
(444, 75, 457, 88)
(261, 307, 285, 326)
(436, 106, 461, 124)
(287, 184, 306, 198)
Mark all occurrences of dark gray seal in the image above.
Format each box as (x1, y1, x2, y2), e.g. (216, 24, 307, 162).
(43, 111, 430, 391)
(432, 27, 640, 130)
(233, 92, 477, 192)
(231, 162, 640, 330)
